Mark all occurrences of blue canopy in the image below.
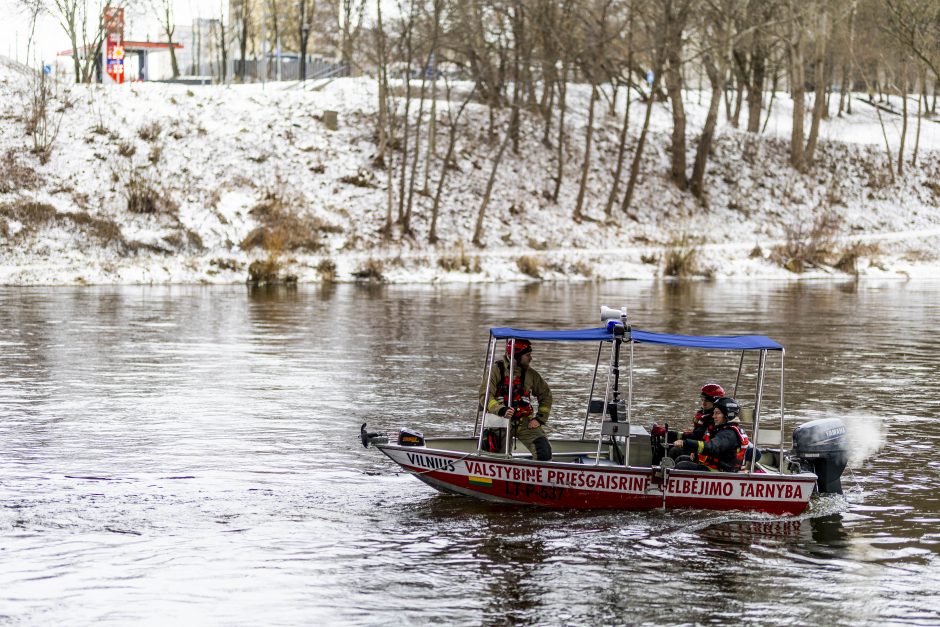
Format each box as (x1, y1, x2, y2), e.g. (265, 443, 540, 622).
(489, 326, 782, 351)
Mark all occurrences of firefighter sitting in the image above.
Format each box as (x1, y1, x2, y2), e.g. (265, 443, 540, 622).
(478, 339, 553, 461)
(673, 397, 749, 472)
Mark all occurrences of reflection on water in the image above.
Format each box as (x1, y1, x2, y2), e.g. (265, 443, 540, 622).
(1, 281, 939, 625)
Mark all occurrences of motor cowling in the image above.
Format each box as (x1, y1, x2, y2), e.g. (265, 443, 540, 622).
(398, 429, 425, 447)
(791, 418, 848, 494)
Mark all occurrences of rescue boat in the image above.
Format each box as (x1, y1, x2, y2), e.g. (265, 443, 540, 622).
(363, 306, 847, 515)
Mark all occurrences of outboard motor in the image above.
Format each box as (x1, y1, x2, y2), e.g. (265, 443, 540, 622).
(791, 418, 848, 494)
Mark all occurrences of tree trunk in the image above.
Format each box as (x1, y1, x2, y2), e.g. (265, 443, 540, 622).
(574, 84, 597, 222)
(622, 74, 661, 216)
(429, 86, 475, 244)
(838, 61, 849, 116)
(747, 45, 766, 133)
(912, 69, 923, 169)
(788, 19, 806, 171)
(166, 22, 180, 78)
(403, 65, 430, 236)
(472, 129, 512, 247)
(690, 55, 723, 200)
(604, 6, 635, 217)
(664, 48, 688, 190)
(898, 70, 908, 176)
(551, 61, 568, 203)
(803, 8, 830, 169)
(397, 13, 415, 224)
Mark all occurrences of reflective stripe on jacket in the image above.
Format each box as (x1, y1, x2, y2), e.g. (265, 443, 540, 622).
(694, 422, 749, 472)
(478, 358, 552, 425)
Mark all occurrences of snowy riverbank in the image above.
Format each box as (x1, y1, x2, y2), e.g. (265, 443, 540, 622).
(2, 58, 939, 285)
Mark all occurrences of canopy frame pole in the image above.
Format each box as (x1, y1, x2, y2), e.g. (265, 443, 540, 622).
(625, 334, 634, 468)
(779, 348, 786, 474)
(582, 342, 604, 440)
(475, 335, 498, 452)
(506, 339, 516, 457)
(750, 349, 767, 474)
(733, 350, 745, 397)
(594, 342, 615, 465)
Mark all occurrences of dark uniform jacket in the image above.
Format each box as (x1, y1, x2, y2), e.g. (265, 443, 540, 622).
(682, 419, 748, 472)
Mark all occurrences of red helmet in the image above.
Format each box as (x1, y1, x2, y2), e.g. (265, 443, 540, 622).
(701, 383, 725, 402)
(506, 339, 532, 358)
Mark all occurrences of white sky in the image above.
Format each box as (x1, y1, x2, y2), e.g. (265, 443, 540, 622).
(0, 0, 224, 66)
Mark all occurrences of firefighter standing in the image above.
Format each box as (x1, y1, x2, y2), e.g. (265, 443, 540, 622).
(479, 339, 553, 461)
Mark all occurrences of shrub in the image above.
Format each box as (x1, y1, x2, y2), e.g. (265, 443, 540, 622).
(239, 189, 341, 254)
(247, 258, 282, 285)
(769, 211, 840, 273)
(138, 121, 162, 142)
(210, 258, 242, 272)
(0, 150, 40, 193)
(516, 255, 541, 278)
(569, 260, 594, 277)
(0, 201, 130, 251)
(338, 169, 377, 188)
(25, 72, 66, 164)
(662, 234, 697, 277)
(317, 258, 337, 282)
(125, 172, 179, 216)
(437, 243, 480, 273)
(352, 258, 384, 281)
(117, 140, 136, 157)
(834, 241, 883, 275)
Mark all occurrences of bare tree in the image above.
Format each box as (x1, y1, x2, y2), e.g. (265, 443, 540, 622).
(472, 127, 512, 247)
(340, 0, 366, 74)
(803, 3, 833, 168)
(298, 0, 315, 81)
(233, 0, 252, 81)
(150, 0, 180, 78)
(49, 0, 120, 82)
(429, 81, 477, 244)
(661, 0, 694, 190)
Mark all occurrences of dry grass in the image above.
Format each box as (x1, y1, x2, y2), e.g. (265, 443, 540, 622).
(338, 169, 377, 188)
(901, 248, 937, 263)
(569, 259, 594, 277)
(516, 255, 542, 278)
(138, 121, 162, 142)
(770, 211, 841, 273)
(438, 243, 481, 273)
(834, 241, 883, 274)
(0, 150, 40, 194)
(247, 258, 283, 285)
(239, 189, 341, 254)
(117, 140, 136, 157)
(352, 258, 384, 281)
(317, 259, 337, 282)
(0, 200, 139, 252)
(662, 234, 698, 277)
(210, 258, 242, 272)
(125, 172, 179, 216)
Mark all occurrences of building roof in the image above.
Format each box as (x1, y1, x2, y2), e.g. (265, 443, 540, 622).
(57, 41, 184, 56)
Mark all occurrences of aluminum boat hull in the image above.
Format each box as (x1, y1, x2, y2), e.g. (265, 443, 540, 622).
(378, 443, 818, 515)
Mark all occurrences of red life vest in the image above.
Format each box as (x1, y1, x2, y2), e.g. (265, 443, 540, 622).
(496, 361, 534, 420)
(696, 424, 749, 472)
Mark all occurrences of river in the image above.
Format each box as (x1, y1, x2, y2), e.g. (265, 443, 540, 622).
(1, 281, 938, 625)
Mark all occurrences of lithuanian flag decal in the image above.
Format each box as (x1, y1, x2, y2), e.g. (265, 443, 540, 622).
(468, 476, 493, 487)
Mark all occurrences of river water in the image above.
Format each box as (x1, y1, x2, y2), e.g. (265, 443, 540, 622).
(1, 281, 938, 625)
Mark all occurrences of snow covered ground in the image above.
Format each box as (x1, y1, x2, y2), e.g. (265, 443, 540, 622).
(1, 57, 939, 285)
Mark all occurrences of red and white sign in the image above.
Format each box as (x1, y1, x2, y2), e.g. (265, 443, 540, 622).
(103, 7, 125, 84)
